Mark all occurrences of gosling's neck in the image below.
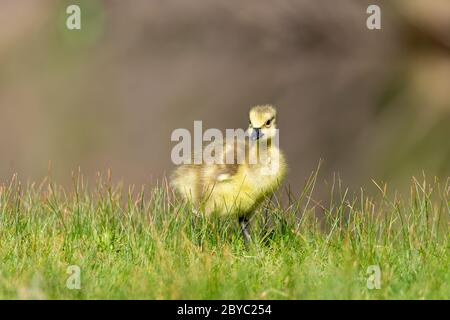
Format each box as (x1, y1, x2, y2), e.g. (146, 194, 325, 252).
(248, 137, 277, 165)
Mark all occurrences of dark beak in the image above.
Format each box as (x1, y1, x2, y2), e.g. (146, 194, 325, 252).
(250, 128, 263, 141)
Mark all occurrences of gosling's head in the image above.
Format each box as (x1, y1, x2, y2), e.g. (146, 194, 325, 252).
(247, 105, 277, 141)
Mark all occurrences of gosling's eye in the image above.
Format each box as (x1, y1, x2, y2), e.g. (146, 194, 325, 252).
(248, 120, 252, 127)
(265, 119, 272, 127)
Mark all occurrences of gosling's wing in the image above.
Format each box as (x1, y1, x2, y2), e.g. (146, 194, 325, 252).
(208, 163, 239, 183)
(205, 137, 247, 183)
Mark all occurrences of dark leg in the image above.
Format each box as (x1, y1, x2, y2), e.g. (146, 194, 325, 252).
(239, 216, 251, 245)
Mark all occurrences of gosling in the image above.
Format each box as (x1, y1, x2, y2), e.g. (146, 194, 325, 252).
(170, 105, 287, 244)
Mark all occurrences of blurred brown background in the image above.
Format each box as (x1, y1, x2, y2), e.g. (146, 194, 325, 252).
(0, 0, 449, 191)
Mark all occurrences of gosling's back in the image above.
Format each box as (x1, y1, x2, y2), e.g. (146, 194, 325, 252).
(171, 137, 286, 217)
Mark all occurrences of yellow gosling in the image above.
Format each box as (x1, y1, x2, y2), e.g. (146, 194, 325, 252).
(171, 105, 287, 243)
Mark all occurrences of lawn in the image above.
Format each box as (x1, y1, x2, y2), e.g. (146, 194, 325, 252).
(0, 172, 448, 299)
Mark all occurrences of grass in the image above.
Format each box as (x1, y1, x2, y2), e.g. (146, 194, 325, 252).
(0, 171, 448, 299)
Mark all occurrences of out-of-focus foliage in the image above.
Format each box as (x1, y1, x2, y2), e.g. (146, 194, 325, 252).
(0, 0, 448, 190)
